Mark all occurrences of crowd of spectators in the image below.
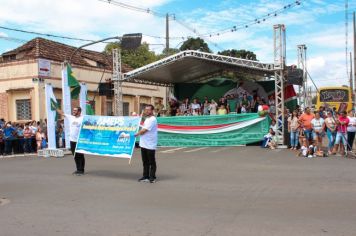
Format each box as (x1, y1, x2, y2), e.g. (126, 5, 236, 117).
(156, 94, 275, 117)
(283, 106, 356, 157)
(0, 118, 66, 156)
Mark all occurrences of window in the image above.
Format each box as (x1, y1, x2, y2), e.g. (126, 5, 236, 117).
(139, 103, 147, 114)
(106, 101, 113, 116)
(123, 102, 129, 116)
(16, 99, 31, 120)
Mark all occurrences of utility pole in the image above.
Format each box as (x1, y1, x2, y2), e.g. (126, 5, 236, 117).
(350, 52, 353, 91)
(166, 13, 169, 54)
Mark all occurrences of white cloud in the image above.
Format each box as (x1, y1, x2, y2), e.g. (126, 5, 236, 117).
(0, 31, 8, 37)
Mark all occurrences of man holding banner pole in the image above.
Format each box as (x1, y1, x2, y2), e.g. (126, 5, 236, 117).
(57, 107, 85, 176)
(135, 105, 158, 183)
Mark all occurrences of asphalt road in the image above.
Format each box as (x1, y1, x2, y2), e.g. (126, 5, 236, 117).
(1, 147, 356, 236)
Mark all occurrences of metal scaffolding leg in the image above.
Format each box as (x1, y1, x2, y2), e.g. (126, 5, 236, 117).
(112, 48, 123, 116)
(273, 24, 286, 146)
(297, 44, 308, 109)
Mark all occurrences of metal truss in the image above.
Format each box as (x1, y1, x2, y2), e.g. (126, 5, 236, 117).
(123, 50, 275, 82)
(127, 78, 174, 87)
(112, 48, 123, 116)
(297, 44, 309, 109)
(273, 24, 286, 146)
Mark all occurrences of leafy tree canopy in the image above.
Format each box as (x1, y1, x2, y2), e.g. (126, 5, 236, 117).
(179, 37, 211, 53)
(218, 49, 257, 61)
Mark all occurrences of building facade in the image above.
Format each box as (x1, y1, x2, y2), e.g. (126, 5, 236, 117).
(0, 38, 167, 121)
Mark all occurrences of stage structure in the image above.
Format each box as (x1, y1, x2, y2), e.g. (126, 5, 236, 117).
(297, 44, 310, 109)
(122, 24, 289, 146)
(273, 24, 286, 145)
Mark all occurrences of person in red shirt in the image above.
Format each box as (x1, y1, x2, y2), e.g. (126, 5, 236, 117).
(333, 111, 349, 155)
(298, 107, 315, 146)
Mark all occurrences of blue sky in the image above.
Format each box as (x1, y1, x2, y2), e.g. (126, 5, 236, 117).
(0, 0, 355, 88)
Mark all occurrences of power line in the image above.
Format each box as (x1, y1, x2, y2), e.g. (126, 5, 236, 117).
(200, 0, 303, 38)
(0, 26, 96, 42)
(0, 35, 27, 43)
(97, 0, 167, 17)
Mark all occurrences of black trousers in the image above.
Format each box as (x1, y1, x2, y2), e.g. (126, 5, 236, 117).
(141, 147, 156, 179)
(347, 131, 356, 151)
(70, 141, 85, 172)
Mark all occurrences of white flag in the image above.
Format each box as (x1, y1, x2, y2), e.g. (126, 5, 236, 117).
(45, 84, 57, 149)
(79, 83, 87, 115)
(61, 63, 71, 149)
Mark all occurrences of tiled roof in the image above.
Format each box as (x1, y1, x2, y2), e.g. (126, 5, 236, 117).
(1, 37, 132, 72)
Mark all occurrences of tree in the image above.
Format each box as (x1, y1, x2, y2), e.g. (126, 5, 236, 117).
(218, 49, 257, 61)
(179, 37, 211, 53)
(104, 42, 159, 69)
(162, 48, 180, 56)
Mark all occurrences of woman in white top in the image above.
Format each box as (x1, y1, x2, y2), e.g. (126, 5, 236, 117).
(324, 110, 336, 154)
(311, 112, 325, 152)
(288, 110, 299, 150)
(347, 110, 356, 151)
(209, 99, 218, 115)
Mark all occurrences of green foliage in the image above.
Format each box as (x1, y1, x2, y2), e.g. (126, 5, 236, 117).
(162, 48, 180, 56)
(104, 42, 159, 69)
(218, 49, 257, 61)
(179, 37, 211, 53)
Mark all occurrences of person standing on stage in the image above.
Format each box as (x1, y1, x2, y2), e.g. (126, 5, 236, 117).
(57, 107, 85, 175)
(135, 105, 158, 183)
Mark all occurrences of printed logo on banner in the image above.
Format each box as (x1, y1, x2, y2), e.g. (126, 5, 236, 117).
(75, 115, 141, 159)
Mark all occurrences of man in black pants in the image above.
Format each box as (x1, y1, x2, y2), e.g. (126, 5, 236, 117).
(57, 107, 85, 175)
(135, 105, 158, 183)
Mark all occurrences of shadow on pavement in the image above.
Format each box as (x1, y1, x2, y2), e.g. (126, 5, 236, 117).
(87, 170, 178, 181)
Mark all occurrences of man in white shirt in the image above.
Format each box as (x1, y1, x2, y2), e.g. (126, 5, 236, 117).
(58, 107, 85, 175)
(135, 105, 158, 183)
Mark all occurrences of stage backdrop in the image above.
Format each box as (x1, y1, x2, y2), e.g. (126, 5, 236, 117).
(174, 79, 297, 111)
(76, 115, 141, 158)
(156, 113, 270, 147)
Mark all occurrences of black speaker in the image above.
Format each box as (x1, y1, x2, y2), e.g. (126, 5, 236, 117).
(99, 83, 114, 96)
(121, 33, 142, 50)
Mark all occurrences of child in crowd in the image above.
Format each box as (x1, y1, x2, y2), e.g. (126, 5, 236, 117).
(267, 131, 278, 149)
(261, 128, 277, 149)
(298, 138, 308, 157)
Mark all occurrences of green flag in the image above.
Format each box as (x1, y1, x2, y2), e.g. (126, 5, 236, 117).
(67, 64, 81, 99)
(86, 96, 95, 115)
(50, 98, 59, 121)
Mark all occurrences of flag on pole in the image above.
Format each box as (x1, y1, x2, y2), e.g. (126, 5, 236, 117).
(79, 83, 95, 115)
(61, 62, 71, 149)
(50, 98, 59, 121)
(67, 64, 81, 99)
(45, 84, 58, 149)
(86, 96, 95, 115)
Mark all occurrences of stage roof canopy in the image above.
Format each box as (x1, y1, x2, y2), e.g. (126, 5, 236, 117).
(123, 50, 276, 86)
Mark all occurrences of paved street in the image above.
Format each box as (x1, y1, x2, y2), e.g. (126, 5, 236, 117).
(1, 146, 356, 236)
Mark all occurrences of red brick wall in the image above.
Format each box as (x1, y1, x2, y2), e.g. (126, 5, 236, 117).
(0, 92, 9, 120)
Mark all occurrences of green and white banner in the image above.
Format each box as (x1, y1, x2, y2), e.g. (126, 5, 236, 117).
(156, 113, 270, 147)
